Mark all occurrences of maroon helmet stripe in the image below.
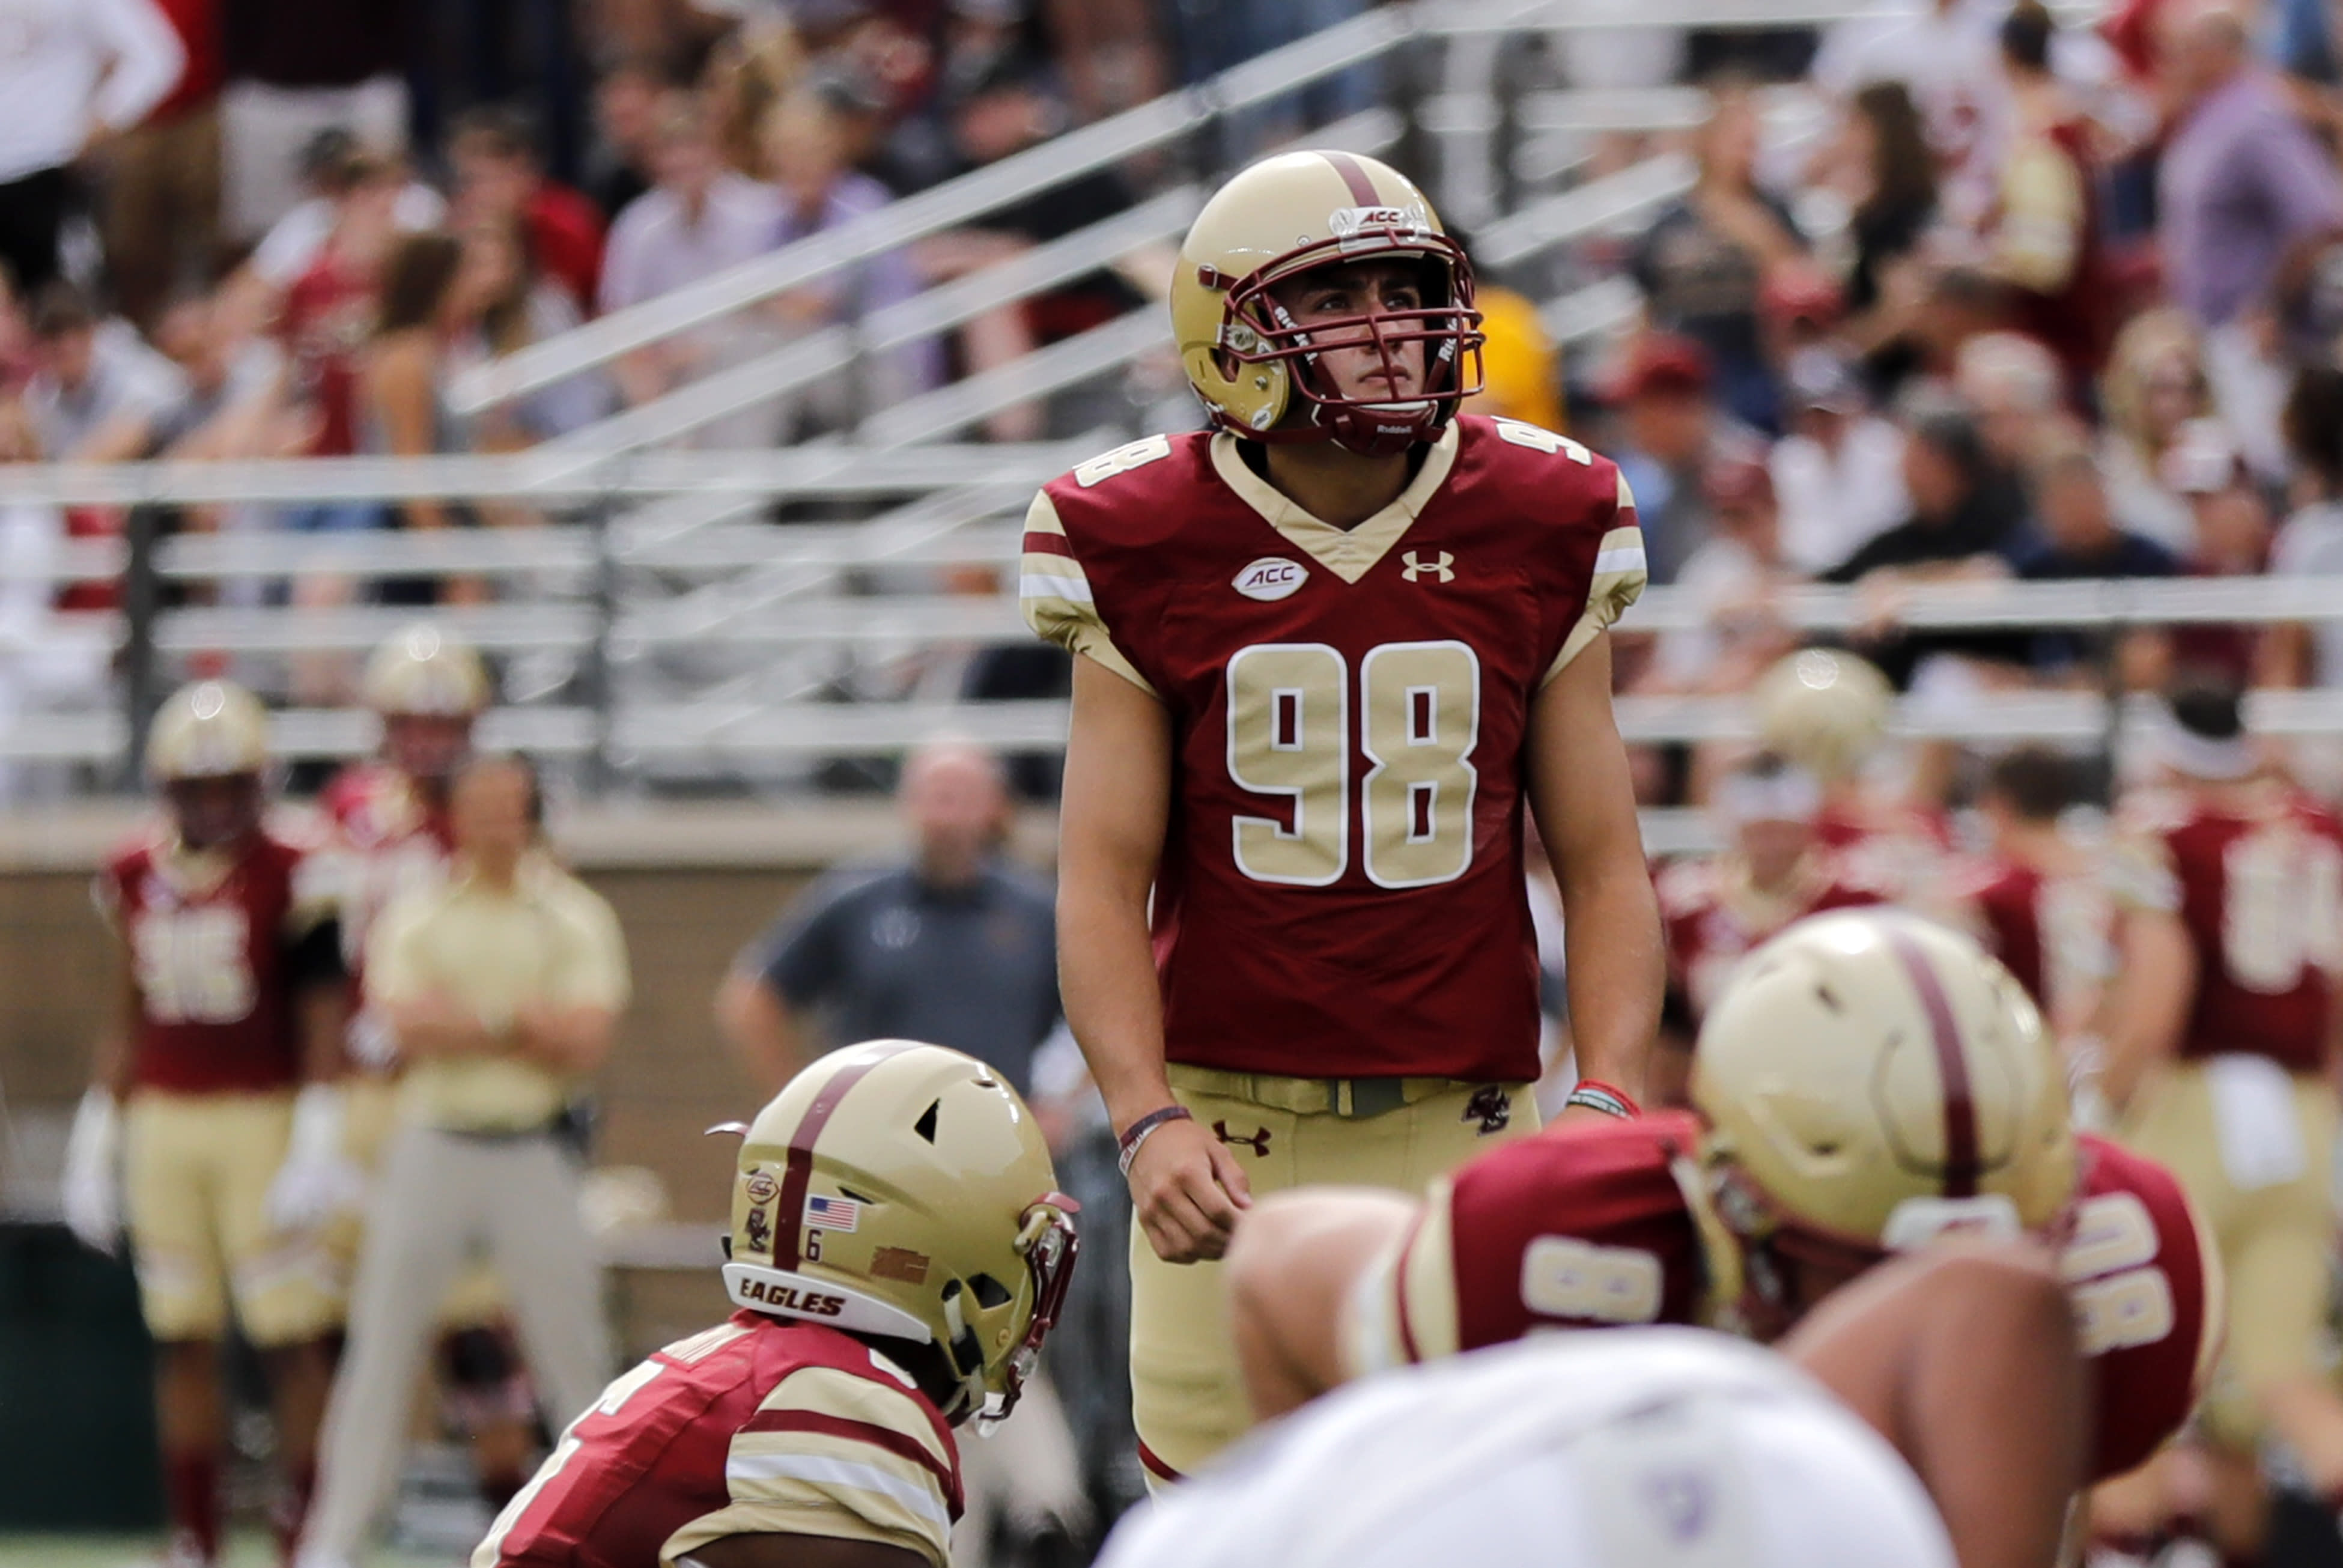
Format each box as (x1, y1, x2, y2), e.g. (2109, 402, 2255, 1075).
(1885, 929, 1980, 1198)
(773, 1042, 921, 1269)
(1136, 1439, 1185, 1484)
(1318, 150, 1383, 207)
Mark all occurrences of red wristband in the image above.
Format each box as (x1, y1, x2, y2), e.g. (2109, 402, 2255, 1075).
(1563, 1079, 1639, 1119)
(1116, 1104, 1193, 1175)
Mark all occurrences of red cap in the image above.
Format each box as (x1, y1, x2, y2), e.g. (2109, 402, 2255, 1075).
(1603, 333, 1713, 403)
(1704, 456, 1775, 511)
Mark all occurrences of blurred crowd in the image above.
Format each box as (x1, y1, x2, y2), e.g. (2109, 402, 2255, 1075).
(1563, 0, 2343, 815)
(7, 0, 2343, 768)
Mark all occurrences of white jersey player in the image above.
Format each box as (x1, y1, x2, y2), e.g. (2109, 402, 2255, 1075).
(1098, 1328, 1955, 1568)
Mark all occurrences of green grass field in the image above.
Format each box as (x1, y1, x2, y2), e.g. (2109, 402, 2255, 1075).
(0, 1536, 451, 1567)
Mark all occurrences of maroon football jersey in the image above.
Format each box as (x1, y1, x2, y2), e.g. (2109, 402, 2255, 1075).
(2115, 784, 2343, 1072)
(1814, 797, 1956, 904)
(1367, 1123, 2209, 1484)
(320, 761, 455, 982)
(1658, 853, 1889, 1024)
(2068, 1134, 2216, 1481)
(1022, 418, 1645, 1082)
(1954, 854, 2113, 1035)
(96, 830, 320, 1095)
(478, 1313, 963, 1568)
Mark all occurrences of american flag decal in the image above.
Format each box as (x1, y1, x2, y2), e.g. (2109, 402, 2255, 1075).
(804, 1194, 861, 1232)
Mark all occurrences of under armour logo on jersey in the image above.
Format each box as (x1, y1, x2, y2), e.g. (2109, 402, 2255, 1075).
(1401, 550, 1455, 583)
(1463, 1086, 1512, 1135)
(1214, 1120, 1272, 1157)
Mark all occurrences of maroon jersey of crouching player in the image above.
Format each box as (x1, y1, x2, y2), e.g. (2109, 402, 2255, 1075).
(1352, 1114, 2219, 1484)
(1020, 415, 1646, 1084)
(475, 1313, 964, 1568)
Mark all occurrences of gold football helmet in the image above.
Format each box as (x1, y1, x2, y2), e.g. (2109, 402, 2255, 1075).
(1693, 909, 2074, 1311)
(1752, 649, 1893, 783)
(1171, 149, 1483, 457)
(721, 1041, 1079, 1426)
(148, 680, 269, 780)
(361, 623, 491, 718)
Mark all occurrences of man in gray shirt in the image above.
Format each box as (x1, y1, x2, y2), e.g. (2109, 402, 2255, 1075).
(716, 741, 1060, 1092)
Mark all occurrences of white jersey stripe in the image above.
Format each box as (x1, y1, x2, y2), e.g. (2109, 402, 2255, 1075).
(726, 1451, 952, 1530)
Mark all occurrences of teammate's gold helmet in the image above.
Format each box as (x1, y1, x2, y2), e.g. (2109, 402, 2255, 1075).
(1753, 649, 1893, 783)
(147, 679, 269, 780)
(721, 1041, 1079, 1426)
(1172, 149, 1483, 458)
(1694, 909, 2074, 1284)
(361, 623, 491, 717)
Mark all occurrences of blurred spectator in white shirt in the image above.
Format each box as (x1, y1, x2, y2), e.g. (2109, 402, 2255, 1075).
(1769, 347, 1908, 575)
(23, 281, 186, 463)
(449, 216, 609, 449)
(0, 0, 183, 295)
(1648, 457, 1802, 694)
(1955, 329, 2067, 471)
(599, 93, 783, 414)
(2097, 307, 2216, 557)
(2265, 365, 2343, 687)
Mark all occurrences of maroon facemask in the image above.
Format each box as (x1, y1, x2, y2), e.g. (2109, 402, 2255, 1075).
(1206, 225, 1486, 458)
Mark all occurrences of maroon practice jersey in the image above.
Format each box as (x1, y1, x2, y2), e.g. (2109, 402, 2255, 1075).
(1952, 854, 2114, 1036)
(319, 762, 455, 977)
(476, 1313, 964, 1568)
(95, 830, 329, 1095)
(1658, 853, 1889, 1024)
(2112, 783, 2343, 1072)
(1815, 796, 1956, 904)
(1360, 1121, 2213, 1484)
(1022, 418, 1645, 1082)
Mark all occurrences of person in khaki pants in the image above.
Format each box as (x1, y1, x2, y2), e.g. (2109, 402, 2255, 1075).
(295, 756, 628, 1568)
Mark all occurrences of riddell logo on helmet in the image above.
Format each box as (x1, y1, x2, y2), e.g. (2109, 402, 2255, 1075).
(735, 1277, 848, 1317)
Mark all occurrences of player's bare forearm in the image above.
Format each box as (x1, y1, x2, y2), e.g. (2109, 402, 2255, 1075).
(1060, 655, 1251, 1260)
(1787, 1241, 2085, 1568)
(97, 941, 137, 1097)
(676, 1532, 929, 1568)
(2102, 910, 2195, 1111)
(1227, 1189, 1415, 1419)
(714, 971, 812, 1092)
(295, 981, 350, 1084)
(514, 1004, 619, 1075)
(1057, 655, 1178, 1129)
(1528, 636, 1664, 1102)
(385, 992, 503, 1060)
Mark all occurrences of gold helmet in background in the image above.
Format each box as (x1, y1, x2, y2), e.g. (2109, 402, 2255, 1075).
(1171, 149, 1483, 458)
(1693, 909, 2074, 1305)
(722, 1041, 1079, 1426)
(362, 624, 491, 718)
(1753, 648, 1893, 783)
(148, 679, 269, 780)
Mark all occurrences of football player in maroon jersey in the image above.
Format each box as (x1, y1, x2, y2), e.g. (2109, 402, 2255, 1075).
(2100, 678, 2343, 1557)
(1023, 150, 1662, 1481)
(472, 1042, 1078, 1568)
(1951, 746, 2116, 1117)
(61, 681, 354, 1567)
(1226, 909, 2219, 1567)
(1652, 750, 1888, 1104)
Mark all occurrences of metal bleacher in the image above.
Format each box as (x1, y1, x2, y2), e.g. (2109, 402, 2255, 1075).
(5, 0, 2313, 828)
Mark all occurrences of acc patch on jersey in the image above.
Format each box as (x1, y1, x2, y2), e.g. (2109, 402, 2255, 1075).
(1232, 557, 1308, 602)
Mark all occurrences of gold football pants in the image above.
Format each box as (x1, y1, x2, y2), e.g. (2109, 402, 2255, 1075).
(1128, 1066, 1536, 1484)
